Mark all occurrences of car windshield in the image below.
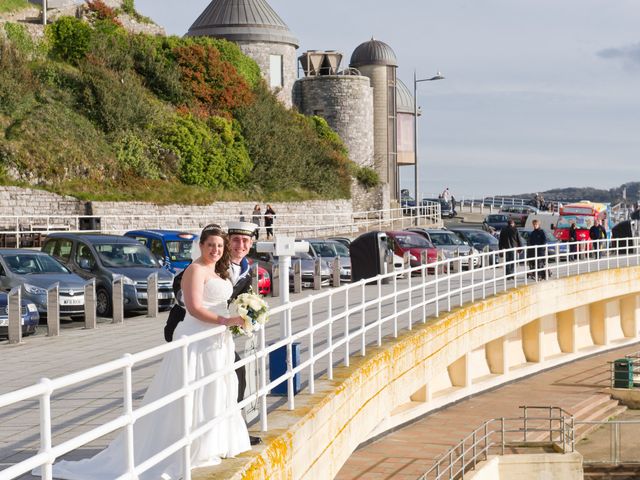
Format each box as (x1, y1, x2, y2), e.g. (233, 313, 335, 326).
(487, 215, 508, 222)
(461, 230, 498, 245)
(95, 244, 158, 268)
(311, 242, 339, 258)
(165, 240, 193, 262)
(2, 254, 70, 274)
(332, 242, 350, 257)
(394, 234, 430, 249)
(291, 252, 314, 260)
(557, 215, 593, 229)
(429, 232, 465, 246)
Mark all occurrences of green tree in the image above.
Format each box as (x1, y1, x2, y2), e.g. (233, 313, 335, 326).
(46, 17, 92, 64)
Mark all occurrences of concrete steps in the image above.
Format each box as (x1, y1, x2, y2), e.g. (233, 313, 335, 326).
(584, 464, 640, 479)
(571, 394, 627, 441)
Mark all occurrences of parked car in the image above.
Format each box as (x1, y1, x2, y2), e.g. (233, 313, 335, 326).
(125, 230, 197, 274)
(408, 228, 480, 269)
(42, 234, 175, 317)
(0, 249, 87, 319)
(247, 246, 331, 289)
(450, 228, 500, 264)
(386, 231, 438, 268)
(242, 259, 272, 296)
(483, 214, 510, 234)
(306, 239, 351, 282)
(421, 198, 454, 218)
(499, 205, 539, 227)
(0, 292, 39, 337)
(328, 237, 353, 249)
(519, 229, 568, 259)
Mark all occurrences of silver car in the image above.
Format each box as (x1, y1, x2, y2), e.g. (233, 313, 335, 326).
(407, 228, 481, 269)
(307, 239, 352, 282)
(0, 249, 87, 319)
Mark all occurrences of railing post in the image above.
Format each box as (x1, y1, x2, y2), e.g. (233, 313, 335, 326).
(146, 272, 158, 318)
(112, 276, 124, 324)
(84, 279, 97, 329)
(46, 283, 60, 337)
(293, 259, 302, 293)
(332, 256, 341, 288)
(180, 337, 192, 480)
(38, 378, 53, 480)
(8, 286, 22, 344)
(313, 258, 322, 290)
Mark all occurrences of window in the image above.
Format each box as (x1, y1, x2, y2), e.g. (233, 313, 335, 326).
(58, 239, 73, 261)
(75, 243, 97, 270)
(150, 239, 165, 259)
(269, 55, 283, 88)
(42, 240, 57, 256)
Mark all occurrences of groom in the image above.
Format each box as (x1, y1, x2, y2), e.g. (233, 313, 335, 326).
(226, 221, 262, 446)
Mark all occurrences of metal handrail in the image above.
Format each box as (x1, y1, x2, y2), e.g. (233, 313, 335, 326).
(0, 231, 638, 478)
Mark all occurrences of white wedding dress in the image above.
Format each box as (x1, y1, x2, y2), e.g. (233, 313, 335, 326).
(44, 277, 251, 480)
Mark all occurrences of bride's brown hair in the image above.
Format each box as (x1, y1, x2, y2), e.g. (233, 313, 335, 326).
(199, 224, 230, 280)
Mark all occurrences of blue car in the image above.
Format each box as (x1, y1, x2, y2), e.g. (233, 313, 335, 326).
(519, 229, 569, 259)
(0, 293, 39, 337)
(125, 230, 197, 274)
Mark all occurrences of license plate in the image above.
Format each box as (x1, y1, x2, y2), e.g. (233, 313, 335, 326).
(60, 296, 84, 306)
(302, 282, 312, 288)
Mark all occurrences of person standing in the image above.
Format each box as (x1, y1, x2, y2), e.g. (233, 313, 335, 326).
(45, 225, 250, 479)
(569, 222, 578, 261)
(499, 218, 521, 277)
(450, 196, 457, 217)
(589, 218, 607, 259)
(251, 205, 262, 240)
(527, 219, 547, 279)
(441, 187, 451, 203)
(264, 204, 276, 239)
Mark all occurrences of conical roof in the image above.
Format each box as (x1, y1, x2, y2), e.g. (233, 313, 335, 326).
(396, 79, 415, 114)
(350, 38, 398, 68)
(186, 0, 299, 47)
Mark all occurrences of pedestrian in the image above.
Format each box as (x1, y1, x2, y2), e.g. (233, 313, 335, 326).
(450, 196, 457, 217)
(569, 222, 578, 261)
(498, 218, 521, 278)
(589, 218, 606, 259)
(527, 219, 548, 280)
(251, 204, 262, 240)
(441, 187, 451, 203)
(264, 204, 276, 239)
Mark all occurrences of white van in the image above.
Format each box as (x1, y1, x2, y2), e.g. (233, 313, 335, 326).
(524, 212, 560, 231)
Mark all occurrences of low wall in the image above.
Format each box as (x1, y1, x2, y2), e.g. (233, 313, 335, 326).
(468, 453, 583, 480)
(204, 267, 640, 480)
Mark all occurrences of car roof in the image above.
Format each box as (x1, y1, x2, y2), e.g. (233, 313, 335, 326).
(45, 233, 142, 245)
(125, 230, 198, 241)
(0, 249, 50, 255)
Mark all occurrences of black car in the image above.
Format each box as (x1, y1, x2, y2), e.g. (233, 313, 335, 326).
(42, 234, 174, 317)
(483, 214, 510, 234)
(451, 228, 500, 265)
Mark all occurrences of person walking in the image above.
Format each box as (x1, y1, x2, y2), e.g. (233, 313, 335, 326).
(527, 219, 548, 279)
(251, 204, 262, 240)
(450, 196, 457, 217)
(264, 204, 276, 239)
(589, 218, 607, 259)
(499, 218, 521, 277)
(569, 222, 578, 261)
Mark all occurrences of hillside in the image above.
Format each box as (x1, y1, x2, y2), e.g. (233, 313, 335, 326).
(0, 0, 376, 204)
(516, 182, 640, 205)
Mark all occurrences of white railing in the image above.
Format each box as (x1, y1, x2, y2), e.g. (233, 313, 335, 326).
(1, 236, 639, 479)
(0, 206, 442, 247)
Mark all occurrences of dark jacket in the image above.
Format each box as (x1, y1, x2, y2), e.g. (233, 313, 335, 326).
(569, 226, 578, 242)
(589, 225, 606, 241)
(527, 228, 547, 258)
(499, 225, 521, 250)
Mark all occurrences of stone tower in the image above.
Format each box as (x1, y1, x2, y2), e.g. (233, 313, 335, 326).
(350, 39, 399, 201)
(186, 0, 299, 108)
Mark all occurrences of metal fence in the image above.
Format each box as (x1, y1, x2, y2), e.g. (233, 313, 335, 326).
(575, 420, 640, 466)
(1, 233, 639, 479)
(0, 206, 443, 248)
(418, 406, 575, 480)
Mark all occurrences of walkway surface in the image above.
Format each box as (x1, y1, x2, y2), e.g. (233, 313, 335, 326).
(337, 342, 639, 480)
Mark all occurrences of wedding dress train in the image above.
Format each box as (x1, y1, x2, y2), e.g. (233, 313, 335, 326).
(43, 277, 250, 480)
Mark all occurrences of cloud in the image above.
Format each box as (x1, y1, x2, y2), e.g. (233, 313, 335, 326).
(597, 42, 640, 68)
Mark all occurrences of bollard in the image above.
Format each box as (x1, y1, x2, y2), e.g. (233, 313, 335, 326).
(420, 250, 428, 265)
(250, 263, 259, 293)
(293, 259, 302, 293)
(7, 287, 22, 344)
(313, 258, 322, 290)
(146, 272, 158, 318)
(403, 251, 411, 272)
(112, 276, 124, 324)
(271, 263, 279, 297)
(332, 256, 341, 288)
(483, 246, 491, 265)
(47, 283, 60, 337)
(84, 279, 97, 329)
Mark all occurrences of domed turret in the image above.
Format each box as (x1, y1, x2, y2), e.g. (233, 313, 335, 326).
(186, 0, 299, 107)
(350, 38, 398, 68)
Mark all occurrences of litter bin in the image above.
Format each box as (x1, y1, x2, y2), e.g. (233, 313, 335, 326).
(79, 217, 101, 231)
(613, 358, 633, 389)
(350, 231, 391, 282)
(269, 343, 301, 396)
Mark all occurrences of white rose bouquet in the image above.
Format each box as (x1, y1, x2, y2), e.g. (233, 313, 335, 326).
(229, 292, 269, 337)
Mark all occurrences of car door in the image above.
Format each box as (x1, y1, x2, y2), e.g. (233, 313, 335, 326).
(0, 259, 12, 292)
(73, 242, 98, 280)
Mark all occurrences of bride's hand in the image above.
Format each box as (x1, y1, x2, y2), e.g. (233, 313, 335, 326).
(224, 316, 244, 327)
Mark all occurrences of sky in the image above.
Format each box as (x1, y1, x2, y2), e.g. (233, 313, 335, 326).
(135, 0, 640, 199)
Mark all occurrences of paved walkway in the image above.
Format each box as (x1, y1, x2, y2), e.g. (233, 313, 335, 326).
(337, 342, 640, 480)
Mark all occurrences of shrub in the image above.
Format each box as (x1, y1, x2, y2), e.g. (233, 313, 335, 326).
(87, 22, 133, 72)
(114, 132, 163, 179)
(4, 22, 41, 58)
(0, 39, 37, 116)
(47, 17, 92, 64)
(86, 0, 122, 27)
(355, 166, 380, 189)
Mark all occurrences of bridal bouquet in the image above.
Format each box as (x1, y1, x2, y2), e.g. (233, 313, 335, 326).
(229, 292, 269, 337)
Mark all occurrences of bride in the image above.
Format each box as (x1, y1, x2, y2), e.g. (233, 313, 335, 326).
(44, 225, 251, 479)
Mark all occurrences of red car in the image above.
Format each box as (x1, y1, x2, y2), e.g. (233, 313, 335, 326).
(247, 258, 272, 295)
(386, 231, 438, 268)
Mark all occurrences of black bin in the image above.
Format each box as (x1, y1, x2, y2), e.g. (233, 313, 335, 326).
(613, 358, 633, 389)
(350, 231, 391, 282)
(611, 220, 635, 255)
(79, 217, 101, 231)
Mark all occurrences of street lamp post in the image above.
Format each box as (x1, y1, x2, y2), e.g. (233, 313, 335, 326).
(413, 71, 444, 209)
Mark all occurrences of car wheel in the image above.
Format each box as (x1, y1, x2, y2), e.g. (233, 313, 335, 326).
(96, 288, 112, 317)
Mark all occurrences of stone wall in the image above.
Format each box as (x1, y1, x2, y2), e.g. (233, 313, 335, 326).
(237, 41, 297, 108)
(0, 186, 85, 229)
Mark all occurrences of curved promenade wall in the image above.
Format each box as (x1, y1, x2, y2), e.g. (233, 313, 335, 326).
(210, 267, 640, 480)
